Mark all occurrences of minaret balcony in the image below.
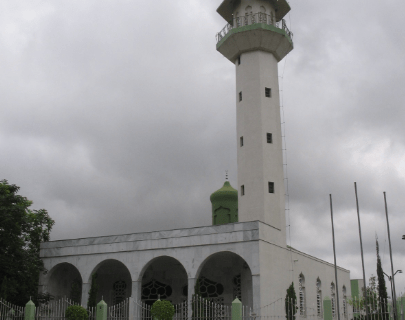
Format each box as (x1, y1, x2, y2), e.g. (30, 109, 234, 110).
(216, 13, 293, 63)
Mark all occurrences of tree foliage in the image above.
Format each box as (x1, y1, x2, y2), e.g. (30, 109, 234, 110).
(376, 239, 388, 320)
(285, 282, 297, 320)
(65, 305, 88, 320)
(0, 179, 55, 305)
(151, 300, 175, 320)
(87, 273, 99, 308)
(348, 275, 389, 320)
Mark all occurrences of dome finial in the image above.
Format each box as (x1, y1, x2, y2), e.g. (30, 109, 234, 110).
(225, 170, 228, 180)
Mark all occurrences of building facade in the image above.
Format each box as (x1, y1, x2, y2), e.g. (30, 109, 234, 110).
(39, 1, 353, 319)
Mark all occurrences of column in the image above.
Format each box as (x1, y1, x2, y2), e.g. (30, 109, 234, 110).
(252, 275, 261, 313)
(81, 283, 90, 307)
(187, 278, 196, 320)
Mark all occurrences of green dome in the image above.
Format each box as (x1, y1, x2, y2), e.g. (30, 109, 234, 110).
(210, 181, 238, 202)
(210, 181, 238, 225)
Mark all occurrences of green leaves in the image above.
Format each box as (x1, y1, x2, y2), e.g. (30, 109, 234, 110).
(0, 179, 55, 305)
(65, 305, 89, 320)
(151, 300, 175, 320)
(285, 282, 297, 320)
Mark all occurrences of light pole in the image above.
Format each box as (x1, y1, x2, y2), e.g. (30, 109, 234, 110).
(383, 270, 402, 319)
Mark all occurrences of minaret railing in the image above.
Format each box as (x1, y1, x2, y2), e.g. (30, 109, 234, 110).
(216, 13, 293, 43)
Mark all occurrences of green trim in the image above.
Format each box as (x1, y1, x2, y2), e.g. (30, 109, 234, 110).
(323, 296, 332, 320)
(24, 300, 35, 320)
(232, 298, 242, 320)
(96, 300, 107, 320)
(216, 23, 293, 49)
(351, 279, 360, 299)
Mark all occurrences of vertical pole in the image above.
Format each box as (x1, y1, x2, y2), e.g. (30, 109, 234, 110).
(384, 192, 398, 320)
(354, 182, 369, 318)
(330, 194, 341, 320)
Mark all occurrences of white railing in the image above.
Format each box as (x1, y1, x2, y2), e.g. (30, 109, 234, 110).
(107, 299, 129, 320)
(0, 298, 24, 320)
(190, 295, 231, 320)
(35, 298, 81, 320)
(216, 13, 293, 43)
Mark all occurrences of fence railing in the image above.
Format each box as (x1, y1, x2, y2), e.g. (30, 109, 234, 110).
(7, 295, 403, 320)
(35, 298, 82, 320)
(107, 299, 130, 320)
(191, 295, 231, 320)
(0, 298, 24, 320)
(216, 12, 293, 43)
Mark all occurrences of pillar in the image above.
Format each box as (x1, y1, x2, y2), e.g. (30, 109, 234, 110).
(130, 281, 141, 320)
(24, 300, 35, 320)
(232, 298, 242, 320)
(96, 300, 107, 320)
(187, 278, 196, 320)
(81, 283, 90, 307)
(252, 274, 261, 313)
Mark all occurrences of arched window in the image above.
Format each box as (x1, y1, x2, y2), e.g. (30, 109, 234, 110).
(235, 12, 241, 27)
(316, 278, 322, 317)
(245, 6, 252, 25)
(259, 6, 266, 23)
(299, 273, 306, 316)
(113, 280, 127, 305)
(331, 282, 336, 318)
(342, 286, 347, 318)
(233, 274, 242, 301)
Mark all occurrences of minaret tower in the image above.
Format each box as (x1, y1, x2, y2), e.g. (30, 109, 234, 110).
(216, 0, 293, 246)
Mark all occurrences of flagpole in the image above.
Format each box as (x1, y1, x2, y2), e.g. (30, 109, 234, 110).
(384, 192, 397, 320)
(330, 194, 341, 320)
(354, 182, 368, 318)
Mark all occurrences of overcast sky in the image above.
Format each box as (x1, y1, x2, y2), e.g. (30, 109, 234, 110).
(1, 0, 405, 296)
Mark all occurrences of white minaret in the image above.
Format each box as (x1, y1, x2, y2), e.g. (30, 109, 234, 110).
(216, 0, 293, 246)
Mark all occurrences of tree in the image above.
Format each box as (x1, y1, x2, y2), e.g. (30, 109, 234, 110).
(376, 239, 388, 320)
(348, 275, 387, 320)
(0, 179, 55, 305)
(87, 273, 99, 308)
(285, 282, 297, 320)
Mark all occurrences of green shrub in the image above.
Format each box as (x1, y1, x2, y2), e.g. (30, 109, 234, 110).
(65, 305, 88, 320)
(151, 300, 175, 320)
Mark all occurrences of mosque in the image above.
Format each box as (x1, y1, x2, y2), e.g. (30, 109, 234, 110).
(38, 0, 353, 318)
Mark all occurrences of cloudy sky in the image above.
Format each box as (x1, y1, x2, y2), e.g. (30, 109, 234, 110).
(1, 0, 405, 296)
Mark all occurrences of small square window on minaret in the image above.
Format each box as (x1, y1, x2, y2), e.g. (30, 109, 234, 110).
(267, 133, 272, 143)
(240, 136, 244, 147)
(241, 185, 245, 196)
(268, 182, 274, 194)
(239, 91, 242, 101)
(265, 87, 271, 97)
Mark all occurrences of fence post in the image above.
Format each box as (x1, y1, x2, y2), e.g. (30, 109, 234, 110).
(96, 300, 107, 320)
(323, 296, 332, 320)
(232, 298, 242, 320)
(24, 300, 36, 320)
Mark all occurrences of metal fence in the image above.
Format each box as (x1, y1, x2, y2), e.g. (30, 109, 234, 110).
(0, 298, 24, 320)
(190, 295, 231, 320)
(216, 12, 293, 43)
(107, 299, 130, 320)
(35, 298, 81, 320)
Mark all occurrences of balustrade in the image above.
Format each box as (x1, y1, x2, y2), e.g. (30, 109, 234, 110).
(216, 12, 293, 43)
